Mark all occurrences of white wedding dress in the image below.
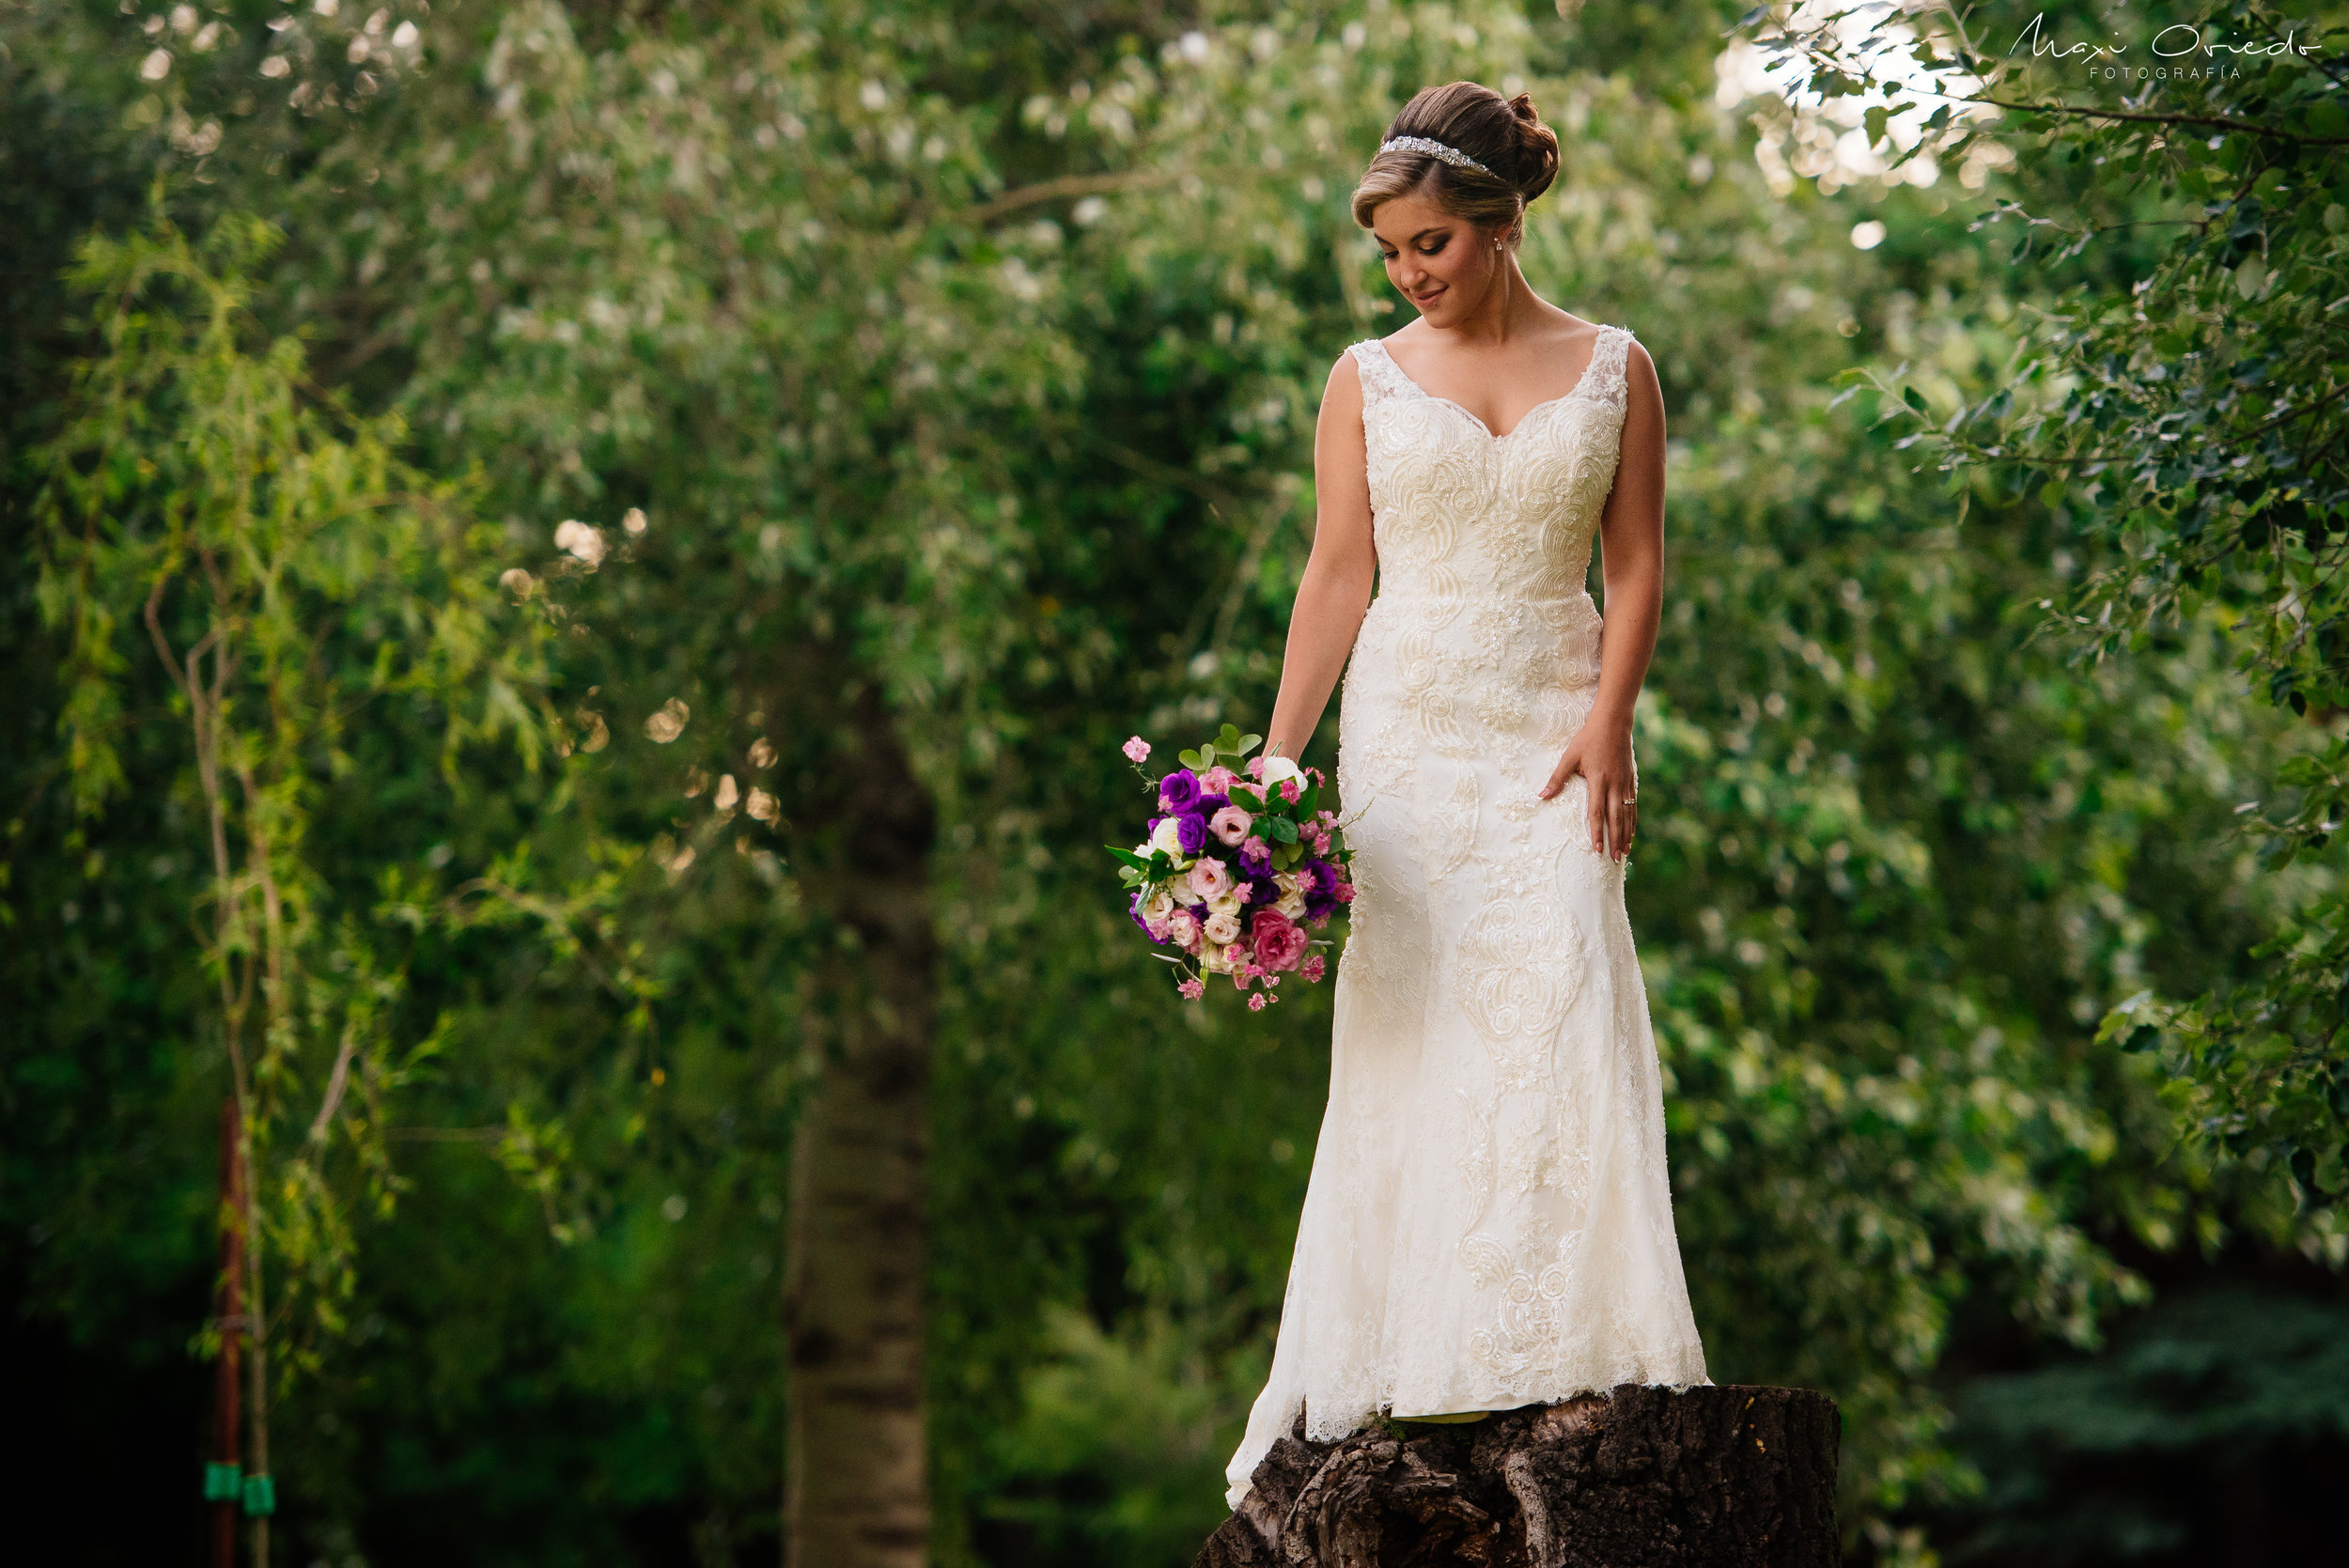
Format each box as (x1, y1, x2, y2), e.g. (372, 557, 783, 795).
(1223, 324, 1709, 1510)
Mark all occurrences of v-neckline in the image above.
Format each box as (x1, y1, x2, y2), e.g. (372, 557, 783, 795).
(1368, 330, 1610, 442)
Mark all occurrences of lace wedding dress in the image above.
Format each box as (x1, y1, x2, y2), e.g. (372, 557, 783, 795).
(1223, 324, 1709, 1510)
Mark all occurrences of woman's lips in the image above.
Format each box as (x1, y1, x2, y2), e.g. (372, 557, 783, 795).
(1411, 287, 1445, 305)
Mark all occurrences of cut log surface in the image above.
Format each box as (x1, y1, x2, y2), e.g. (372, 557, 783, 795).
(1195, 1385, 1839, 1568)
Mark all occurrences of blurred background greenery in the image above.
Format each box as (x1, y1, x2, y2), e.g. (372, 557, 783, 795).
(5, 1, 2346, 1565)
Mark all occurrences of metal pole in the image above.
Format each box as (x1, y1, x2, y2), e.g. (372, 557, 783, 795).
(210, 1097, 244, 1568)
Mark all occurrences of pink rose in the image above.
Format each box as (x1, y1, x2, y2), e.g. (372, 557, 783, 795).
(1300, 954, 1327, 983)
(1250, 909, 1309, 973)
(1201, 764, 1238, 793)
(1123, 735, 1151, 764)
(1209, 804, 1254, 846)
(1186, 857, 1233, 901)
(1167, 909, 1201, 951)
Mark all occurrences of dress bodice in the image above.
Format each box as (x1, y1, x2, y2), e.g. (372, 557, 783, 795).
(1348, 325, 1634, 624)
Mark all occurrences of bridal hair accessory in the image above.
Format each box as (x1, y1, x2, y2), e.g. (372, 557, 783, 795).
(1380, 135, 1497, 179)
(1110, 723, 1358, 1007)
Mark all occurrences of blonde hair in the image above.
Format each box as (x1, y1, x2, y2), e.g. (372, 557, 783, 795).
(1348, 81, 1562, 244)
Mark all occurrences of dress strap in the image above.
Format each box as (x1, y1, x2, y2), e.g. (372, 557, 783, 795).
(1584, 325, 1635, 408)
(1347, 338, 1413, 406)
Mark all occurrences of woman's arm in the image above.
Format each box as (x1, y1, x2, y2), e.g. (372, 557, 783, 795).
(1538, 340, 1666, 860)
(1263, 351, 1378, 767)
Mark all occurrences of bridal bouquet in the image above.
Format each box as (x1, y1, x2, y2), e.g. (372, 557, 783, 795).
(1108, 723, 1355, 1008)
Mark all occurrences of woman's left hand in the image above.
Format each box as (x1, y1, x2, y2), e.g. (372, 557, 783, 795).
(1538, 712, 1638, 860)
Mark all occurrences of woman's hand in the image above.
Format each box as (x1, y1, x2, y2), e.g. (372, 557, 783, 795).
(1538, 711, 1638, 860)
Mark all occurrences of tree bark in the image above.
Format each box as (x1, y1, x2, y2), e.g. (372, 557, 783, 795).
(782, 678, 936, 1568)
(1196, 1385, 1840, 1568)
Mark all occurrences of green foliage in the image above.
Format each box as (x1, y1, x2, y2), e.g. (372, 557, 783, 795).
(1742, 0, 2349, 1215)
(30, 208, 567, 1373)
(1932, 1283, 2349, 1563)
(1178, 724, 1264, 773)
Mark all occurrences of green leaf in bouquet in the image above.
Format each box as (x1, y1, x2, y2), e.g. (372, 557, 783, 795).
(1296, 782, 1321, 816)
(1265, 815, 1299, 845)
(1212, 722, 1263, 758)
(1177, 747, 1206, 770)
(1105, 845, 1150, 870)
(1274, 840, 1303, 870)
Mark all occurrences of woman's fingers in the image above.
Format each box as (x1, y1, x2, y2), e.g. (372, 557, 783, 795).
(1538, 746, 1581, 801)
(1609, 787, 1637, 860)
(1543, 749, 1638, 858)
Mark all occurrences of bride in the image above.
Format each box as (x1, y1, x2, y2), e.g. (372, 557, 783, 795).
(1224, 81, 1710, 1509)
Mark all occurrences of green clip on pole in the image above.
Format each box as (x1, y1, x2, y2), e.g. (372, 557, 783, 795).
(202, 1462, 242, 1501)
(241, 1473, 276, 1517)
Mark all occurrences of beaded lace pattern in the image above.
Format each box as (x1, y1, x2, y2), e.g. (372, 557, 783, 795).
(1222, 325, 1710, 1512)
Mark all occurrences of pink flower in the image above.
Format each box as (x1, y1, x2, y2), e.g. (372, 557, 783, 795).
(1306, 829, 1330, 854)
(1201, 764, 1238, 793)
(1177, 976, 1205, 1000)
(1209, 804, 1254, 846)
(1245, 755, 1266, 781)
(1186, 857, 1233, 902)
(1300, 955, 1327, 983)
(1307, 766, 1327, 788)
(1168, 909, 1201, 951)
(1333, 879, 1356, 904)
(1123, 735, 1151, 764)
(1242, 834, 1270, 862)
(1279, 778, 1303, 804)
(1251, 909, 1309, 973)
(1247, 992, 1268, 1011)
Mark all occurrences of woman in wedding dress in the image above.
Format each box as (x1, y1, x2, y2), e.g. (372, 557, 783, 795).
(1223, 82, 1710, 1510)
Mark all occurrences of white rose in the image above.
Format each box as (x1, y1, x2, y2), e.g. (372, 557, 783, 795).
(1200, 941, 1233, 973)
(1149, 815, 1189, 858)
(1276, 885, 1308, 919)
(1204, 910, 1240, 944)
(1143, 889, 1176, 924)
(1207, 890, 1242, 920)
(1258, 753, 1305, 789)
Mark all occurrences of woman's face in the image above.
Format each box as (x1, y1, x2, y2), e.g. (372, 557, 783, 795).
(1370, 192, 1507, 322)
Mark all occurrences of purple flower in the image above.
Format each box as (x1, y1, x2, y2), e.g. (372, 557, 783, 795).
(1129, 890, 1160, 940)
(1174, 813, 1210, 856)
(1237, 843, 1273, 879)
(1300, 857, 1341, 919)
(1195, 791, 1230, 817)
(1159, 768, 1202, 815)
(1246, 875, 1281, 908)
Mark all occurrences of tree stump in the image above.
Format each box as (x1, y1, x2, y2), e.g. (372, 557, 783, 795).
(1194, 1385, 1839, 1568)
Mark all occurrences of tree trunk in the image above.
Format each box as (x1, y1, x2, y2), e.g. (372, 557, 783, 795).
(1196, 1386, 1840, 1568)
(783, 679, 936, 1568)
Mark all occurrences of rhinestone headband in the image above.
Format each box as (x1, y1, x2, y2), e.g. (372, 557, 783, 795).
(1379, 135, 1497, 179)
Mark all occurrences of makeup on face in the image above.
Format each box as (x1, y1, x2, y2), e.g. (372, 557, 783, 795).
(1371, 198, 1503, 318)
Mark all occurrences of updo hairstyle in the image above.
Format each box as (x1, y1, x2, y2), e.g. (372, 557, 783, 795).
(1348, 81, 1561, 245)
